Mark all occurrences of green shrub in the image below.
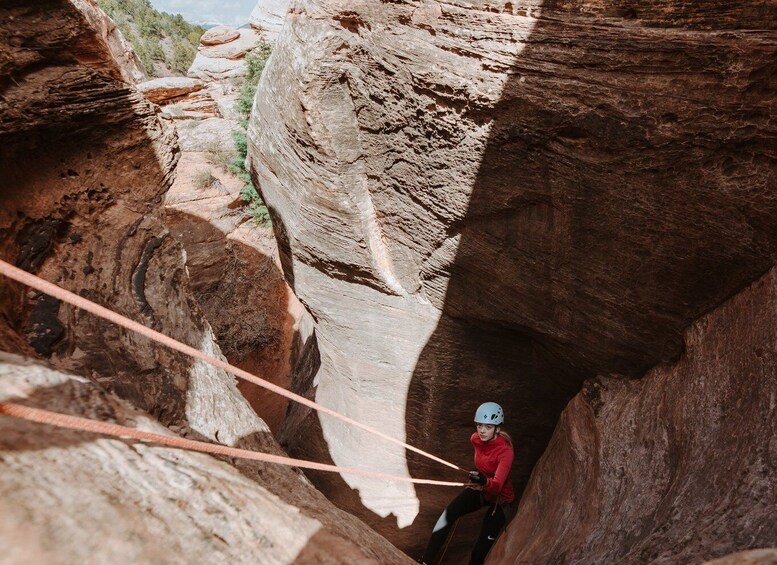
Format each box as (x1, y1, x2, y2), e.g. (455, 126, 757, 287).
(228, 45, 274, 229)
(206, 141, 233, 172)
(171, 38, 196, 75)
(97, 0, 205, 77)
(240, 184, 272, 226)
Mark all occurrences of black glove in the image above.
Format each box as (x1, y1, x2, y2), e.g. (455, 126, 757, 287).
(468, 470, 487, 486)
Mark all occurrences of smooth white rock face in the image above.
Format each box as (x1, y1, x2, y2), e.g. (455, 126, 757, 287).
(249, 0, 540, 528)
(296, 260, 443, 528)
(185, 333, 270, 444)
(188, 52, 247, 80)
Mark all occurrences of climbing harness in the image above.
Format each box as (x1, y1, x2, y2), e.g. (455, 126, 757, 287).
(0, 259, 467, 483)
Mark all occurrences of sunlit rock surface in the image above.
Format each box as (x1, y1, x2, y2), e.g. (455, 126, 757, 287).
(249, 0, 777, 558)
(200, 25, 241, 45)
(164, 165, 306, 434)
(0, 2, 412, 562)
(148, 21, 306, 435)
(188, 28, 264, 80)
(249, 0, 290, 41)
(137, 76, 205, 104)
(0, 353, 347, 564)
(490, 266, 777, 564)
(72, 0, 148, 83)
(703, 549, 777, 565)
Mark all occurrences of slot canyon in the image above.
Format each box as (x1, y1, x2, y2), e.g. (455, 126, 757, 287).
(1, 0, 775, 564)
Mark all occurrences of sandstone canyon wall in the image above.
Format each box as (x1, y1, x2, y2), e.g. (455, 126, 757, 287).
(490, 266, 777, 563)
(249, 0, 776, 560)
(0, 1, 412, 562)
(139, 28, 308, 435)
(250, 0, 291, 41)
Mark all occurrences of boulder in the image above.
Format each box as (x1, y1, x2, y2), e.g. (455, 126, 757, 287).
(187, 51, 246, 80)
(137, 76, 205, 104)
(200, 25, 240, 46)
(162, 89, 223, 120)
(199, 28, 264, 60)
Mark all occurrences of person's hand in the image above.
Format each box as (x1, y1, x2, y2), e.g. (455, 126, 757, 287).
(468, 470, 487, 486)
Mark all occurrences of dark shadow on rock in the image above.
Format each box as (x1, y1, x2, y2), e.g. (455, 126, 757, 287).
(0, 377, 146, 453)
(163, 209, 296, 434)
(265, 204, 297, 294)
(0, 124, 198, 429)
(0, 0, 196, 431)
(406, 2, 777, 562)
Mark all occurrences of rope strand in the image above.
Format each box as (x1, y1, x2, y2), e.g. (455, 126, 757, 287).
(0, 402, 466, 486)
(0, 259, 467, 474)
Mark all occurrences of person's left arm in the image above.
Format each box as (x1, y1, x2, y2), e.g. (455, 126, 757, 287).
(484, 446, 514, 497)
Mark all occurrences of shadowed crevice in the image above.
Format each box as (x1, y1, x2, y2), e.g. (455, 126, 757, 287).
(406, 1, 777, 562)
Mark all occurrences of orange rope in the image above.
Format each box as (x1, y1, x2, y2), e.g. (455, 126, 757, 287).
(0, 402, 466, 486)
(0, 259, 466, 473)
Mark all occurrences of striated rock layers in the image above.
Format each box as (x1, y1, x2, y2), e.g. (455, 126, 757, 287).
(0, 353, 390, 564)
(188, 26, 265, 81)
(0, 1, 410, 562)
(250, 0, 290, 41)
(249, 0, 777, 559)
(491, 266, 777, 563)
(143, 24, 307, 435)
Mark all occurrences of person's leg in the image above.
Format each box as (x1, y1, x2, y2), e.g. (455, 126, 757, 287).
(420, 489, 484, 564)
(468, 502, 509, 565)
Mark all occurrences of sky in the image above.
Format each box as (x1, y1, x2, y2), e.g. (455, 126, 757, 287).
(147, 0, 257, 28)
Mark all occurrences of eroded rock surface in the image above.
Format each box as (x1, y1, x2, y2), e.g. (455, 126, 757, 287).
(491, 266, 777, 564)
(145, 23, 304, 435)
(249, 0, 777, 558)
(137, 76, 205, 104)
(250, 0, 290, 41)
(71, 0, 148, 83)
(188, 28, 264, 81)
(0, 2, 411, 562)
(164, 157, 305, 434)
(0, 353, 401, 564)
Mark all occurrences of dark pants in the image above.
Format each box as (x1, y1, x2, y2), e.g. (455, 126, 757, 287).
(420, 488, 509, 565)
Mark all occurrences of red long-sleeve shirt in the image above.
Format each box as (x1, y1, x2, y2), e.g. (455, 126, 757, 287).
(471, 432, 515, 503)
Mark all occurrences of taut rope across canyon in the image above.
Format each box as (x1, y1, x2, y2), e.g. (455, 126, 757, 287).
(0, 259, 467, 486)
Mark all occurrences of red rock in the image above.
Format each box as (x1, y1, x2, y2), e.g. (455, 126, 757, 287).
(200, 25, 240, 46)
(249, 0, 777, 560)
(490, 267, 777, 563)
(0, 2, 415, 562)
(136, 76, 204, 104)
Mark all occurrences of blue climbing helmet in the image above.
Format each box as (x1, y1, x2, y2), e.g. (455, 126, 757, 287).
(474, 402, 504, 425)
